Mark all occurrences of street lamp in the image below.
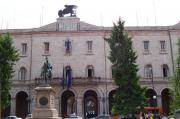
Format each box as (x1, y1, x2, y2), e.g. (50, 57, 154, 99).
(26, 95, 33, 114)
(101, 90, 106, 114)
(149, 67, 154, 90)
(149, 67, 157, 116)
(102, 96, 105, 114)
(153, 95, 157, 117)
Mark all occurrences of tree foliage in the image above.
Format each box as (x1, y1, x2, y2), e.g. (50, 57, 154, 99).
(105, 19, 146, 116)
(0, 33, 19, 111)
(170, 38, 180, 113)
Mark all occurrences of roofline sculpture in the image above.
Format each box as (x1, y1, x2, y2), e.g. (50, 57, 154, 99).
(58, 5, 77, 17)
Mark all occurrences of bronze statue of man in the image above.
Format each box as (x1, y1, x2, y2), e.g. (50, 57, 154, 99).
(40, 56, 52, 85)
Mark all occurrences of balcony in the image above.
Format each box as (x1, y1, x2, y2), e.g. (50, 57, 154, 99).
(12, 76, 170, 87)
(11, 77, 114, 87)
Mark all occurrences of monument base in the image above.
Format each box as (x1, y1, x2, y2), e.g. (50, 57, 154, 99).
(32, 108, 60, 118)
(27, 86, 61, 119)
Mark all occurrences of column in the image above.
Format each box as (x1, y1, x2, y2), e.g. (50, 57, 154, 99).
(11, 97, 16, 116)
(58, 97, 61, 116)
(99, 95, 105, 115)
(157, 95, 162, 108)
(54, 96, 59, 112)
(76, 97, 83, 117)
(106, 96, 109, 114)
(30, 95, 35, 114)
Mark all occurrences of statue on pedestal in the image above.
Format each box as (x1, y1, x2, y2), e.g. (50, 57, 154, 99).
(29, 57, 61, 119)
(40, 56, 52, 85)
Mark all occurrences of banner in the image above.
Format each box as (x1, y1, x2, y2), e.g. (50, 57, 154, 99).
(67, 67, 72, 89)
(62, 65, 66, 89)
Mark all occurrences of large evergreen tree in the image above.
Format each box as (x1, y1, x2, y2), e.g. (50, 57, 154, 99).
(170, 38, 180, 113)
(0, 33, 19, 113)
(105, 19, 146, 116)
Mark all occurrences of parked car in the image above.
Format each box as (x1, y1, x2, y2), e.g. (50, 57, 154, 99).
(168, 109, 180, 119)
(95, 114, 111, 119)
(4, 116, 22, 119)
(64, 113, 83, 119)
(26, 113, 32, 119)
(174, 109, 180, 119)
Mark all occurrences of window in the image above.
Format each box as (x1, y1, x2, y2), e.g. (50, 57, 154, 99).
(44, 42, 50, 54)
(160, 41, 166, 52)
(86, 65, 94, 78)
(162, 64, 169, 77)
(65, 40, 72, 54)
(144, 65, 152, 78)
(19, 67, 26, 80)
(144, 41, 149, 52)
(87, 41, 93, 53)
(21, 43, 27, 55)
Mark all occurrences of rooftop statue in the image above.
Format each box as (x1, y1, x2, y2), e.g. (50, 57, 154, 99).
(40, 56, 52, 85)
(58, 5, 77, 17)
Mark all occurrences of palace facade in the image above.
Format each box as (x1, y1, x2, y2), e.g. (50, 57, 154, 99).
(1, 16, 180, 119)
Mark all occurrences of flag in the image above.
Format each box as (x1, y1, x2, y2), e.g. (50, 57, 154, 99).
(67, 67, 72, 89)
(62, 65, 66, 89)
(65, 40, 71, 52)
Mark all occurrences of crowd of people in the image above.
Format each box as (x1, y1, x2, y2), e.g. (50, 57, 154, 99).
(138, 112, 168, 119)
(114, 112, 168, 119)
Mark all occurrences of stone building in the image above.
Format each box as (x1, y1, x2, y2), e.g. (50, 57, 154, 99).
(1, 15, 180, 119)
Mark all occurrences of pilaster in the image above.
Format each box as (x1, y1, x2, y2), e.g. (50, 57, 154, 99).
(76, 97, 83, 117)
(157, 95, 162, 107)
(11, 97, 16, 116)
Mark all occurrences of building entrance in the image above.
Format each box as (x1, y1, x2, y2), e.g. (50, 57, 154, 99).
(61, 90, 76, 118)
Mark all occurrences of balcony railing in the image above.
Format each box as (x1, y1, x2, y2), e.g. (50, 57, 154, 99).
(12, 76, 170, 86)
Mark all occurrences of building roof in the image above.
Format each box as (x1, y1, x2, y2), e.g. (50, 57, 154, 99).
(1, 17, 180, 33)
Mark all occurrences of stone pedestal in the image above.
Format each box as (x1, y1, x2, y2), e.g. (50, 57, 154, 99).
(56, 17, 80, 31)
(29, 86, 61, 119)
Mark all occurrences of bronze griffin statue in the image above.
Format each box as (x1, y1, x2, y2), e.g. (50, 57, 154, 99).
(58, 5, 77, 17)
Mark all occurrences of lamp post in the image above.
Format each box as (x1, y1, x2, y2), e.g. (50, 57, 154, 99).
(101, 90, 106, 115)
(153, 95, 157, 118)
(26, 97, 31, 114)
(149, 67, 154, 90)
(102, 92, 106, 114)
(149, 67, 157, 117)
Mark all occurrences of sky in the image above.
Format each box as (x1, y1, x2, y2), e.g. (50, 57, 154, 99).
(0, 0, 180, 29)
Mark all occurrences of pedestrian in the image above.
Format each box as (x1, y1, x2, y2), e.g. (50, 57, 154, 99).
(145, 112, 150, 119)
(161, 113, 168, 119)
(149, 113, 153, 119)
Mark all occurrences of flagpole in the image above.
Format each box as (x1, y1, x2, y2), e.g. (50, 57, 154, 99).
(62, 65, 64, 89)
(62, 65, 66, 89)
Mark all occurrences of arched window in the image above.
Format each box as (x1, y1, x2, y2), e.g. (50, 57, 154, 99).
(144, 65, 152, 78)
(19, 67, 27, 80)
(86, 65, 94, 78)
(162, 64, 169, 77)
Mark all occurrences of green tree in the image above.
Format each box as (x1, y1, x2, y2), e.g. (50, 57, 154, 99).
(0, 33, 19, 112)
(170, 38, 180, 113)
(105, 19, 146, 116)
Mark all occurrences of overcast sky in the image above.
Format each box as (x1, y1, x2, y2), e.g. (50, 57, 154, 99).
(0, 0, 180, 29)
